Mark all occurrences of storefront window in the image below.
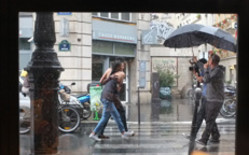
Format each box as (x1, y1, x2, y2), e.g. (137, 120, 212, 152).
(92, 63, 103, 81)
(114, 42, 135, 56)
(92, 41, 113, 54)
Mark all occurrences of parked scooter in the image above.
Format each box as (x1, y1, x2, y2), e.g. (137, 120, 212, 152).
(76, 94, 91, 119)
(19, 82, 83, 134)
(59, 82, 92, 119)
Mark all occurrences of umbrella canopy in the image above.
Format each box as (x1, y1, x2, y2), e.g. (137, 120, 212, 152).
(163, 24, 237, 52)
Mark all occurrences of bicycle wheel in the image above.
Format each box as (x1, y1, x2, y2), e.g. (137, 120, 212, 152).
(223, 99, 236, 115)
(58, 106, 81, 133)
(220, 99, 236, 118)
(19, 106, 31, 134)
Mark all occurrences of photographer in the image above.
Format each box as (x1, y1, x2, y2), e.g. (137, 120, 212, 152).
(189, 56, 207, 87)
(183, 56, 207, 140)
(195, 54, 225, 146)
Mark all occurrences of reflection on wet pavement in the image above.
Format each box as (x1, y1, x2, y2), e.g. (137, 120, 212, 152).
(20, 98, 235, 155)
(128, 98, 200, 122)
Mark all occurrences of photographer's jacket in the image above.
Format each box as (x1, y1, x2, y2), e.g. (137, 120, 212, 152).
(203, 65, 224, 103)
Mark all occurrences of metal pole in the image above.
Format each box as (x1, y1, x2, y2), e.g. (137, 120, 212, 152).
(189, 87, 202, 141)
(138, 86, 141, 126)
(27, 12, 64, 155)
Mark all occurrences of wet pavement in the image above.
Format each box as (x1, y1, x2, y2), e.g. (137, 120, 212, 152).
(20, 98, 236, 155)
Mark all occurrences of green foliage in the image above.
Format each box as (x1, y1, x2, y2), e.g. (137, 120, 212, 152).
(156, 67, 179, 88)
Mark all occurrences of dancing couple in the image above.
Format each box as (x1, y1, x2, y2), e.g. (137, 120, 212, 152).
(89, 58, 135, 141)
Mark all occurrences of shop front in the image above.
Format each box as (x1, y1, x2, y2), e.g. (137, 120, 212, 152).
(92, 19, 137, 104)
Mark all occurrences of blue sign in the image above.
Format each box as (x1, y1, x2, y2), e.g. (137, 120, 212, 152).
(59, 40, 71, 51)
(58, 12, 72, 15)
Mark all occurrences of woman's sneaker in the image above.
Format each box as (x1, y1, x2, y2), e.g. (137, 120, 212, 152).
(122, 131, 134, 139)
(129, 130, 135, 136)
(89, 133, 102, 142)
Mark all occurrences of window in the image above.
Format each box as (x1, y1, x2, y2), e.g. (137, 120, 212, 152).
(100, 12, 108, 18)
(92, 12, 98, 16)
(92, 41, 113, 54)
(111, 13, 119, 19)
(121, 12, 130, 21)
(92, 63, 103, 81)
(92, 41, 136, 57)
(115, 42, 135, 56)
(94, 12, 133, 22)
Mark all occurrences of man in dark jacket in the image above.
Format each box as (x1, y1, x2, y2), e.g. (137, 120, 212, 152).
(195, 54, 224, 146)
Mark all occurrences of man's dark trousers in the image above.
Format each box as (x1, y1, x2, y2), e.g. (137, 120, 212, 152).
(192, 97, 220, 139)
(200, 101, 223, 143)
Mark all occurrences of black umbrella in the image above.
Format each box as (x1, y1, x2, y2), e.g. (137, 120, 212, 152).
(163, 24, 237, 52)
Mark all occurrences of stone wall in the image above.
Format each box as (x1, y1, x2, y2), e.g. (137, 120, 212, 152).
(220, 56, 237, 86)
(54, 13, 92, 93)
(130, 13, 152, 105)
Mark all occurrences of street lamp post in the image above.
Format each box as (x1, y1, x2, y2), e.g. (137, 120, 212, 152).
(190, 87, 202, 141)
(27, 12, 64, 154)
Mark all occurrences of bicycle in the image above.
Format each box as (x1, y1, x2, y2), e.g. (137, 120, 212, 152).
(19, 92, 82, 134)
(220, 95, 236, 118)
(219, 83, 237, 118)
(57, 89, 82, 133)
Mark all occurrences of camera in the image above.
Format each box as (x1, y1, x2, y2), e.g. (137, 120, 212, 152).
(189, 58, 207, 76)
(189, 64, 199, 72)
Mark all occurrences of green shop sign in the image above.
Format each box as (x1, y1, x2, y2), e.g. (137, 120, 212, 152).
(59, 40, 71, 51)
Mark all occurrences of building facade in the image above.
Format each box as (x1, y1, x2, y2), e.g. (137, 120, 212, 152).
(52, 12, 152, 105)
(19, 12, 237, 107)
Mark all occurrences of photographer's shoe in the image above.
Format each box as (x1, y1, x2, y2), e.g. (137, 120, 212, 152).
(209, 138, 220, 143)
(195, 139, 207, 146)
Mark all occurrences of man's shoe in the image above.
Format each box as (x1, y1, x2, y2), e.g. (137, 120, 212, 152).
(89, 133, 102, 142)
(182, 133, 191, 140)
(209, 138, 220, 143)
(195, 139, 207, 146)
(98, 135, 110, 139)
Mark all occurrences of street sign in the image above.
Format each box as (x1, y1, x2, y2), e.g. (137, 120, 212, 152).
(59, 40, 71, 51)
